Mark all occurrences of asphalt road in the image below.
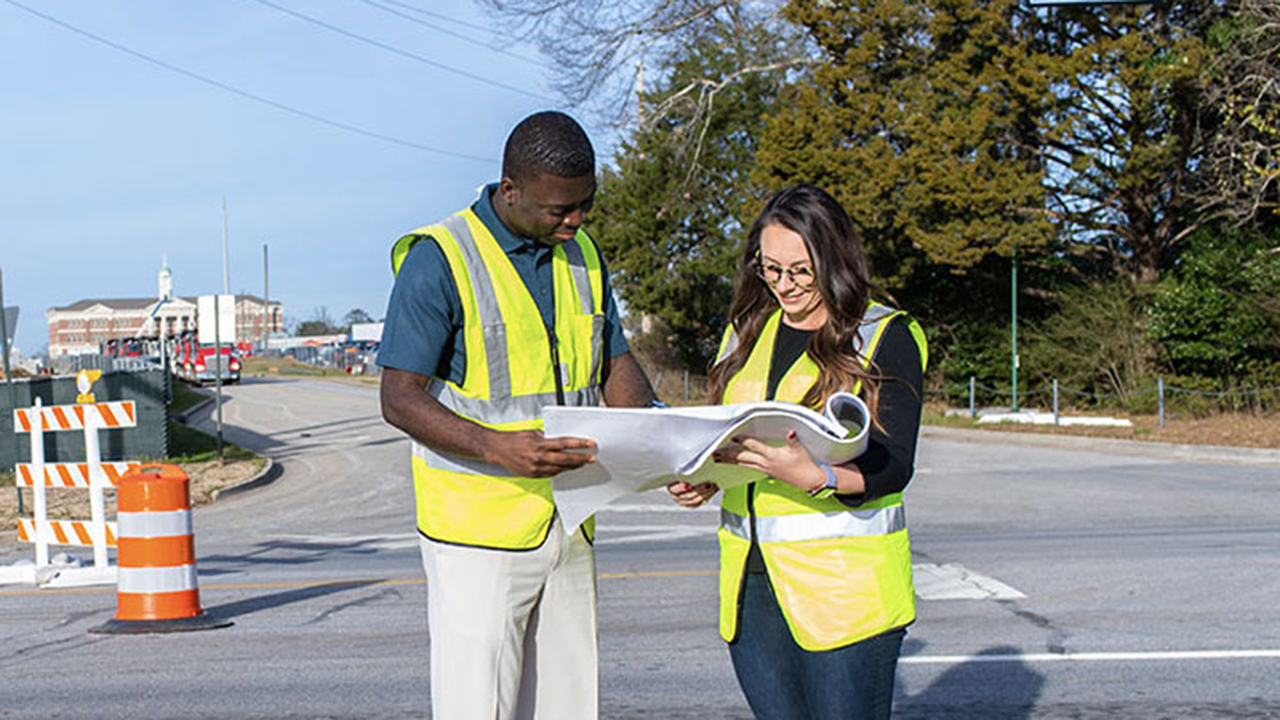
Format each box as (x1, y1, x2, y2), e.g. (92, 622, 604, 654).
(2, 377, 1278, 719)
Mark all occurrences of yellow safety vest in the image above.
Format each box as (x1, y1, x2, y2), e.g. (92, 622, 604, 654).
(390, 207, 605, 550)
(717, 302, 928, 651)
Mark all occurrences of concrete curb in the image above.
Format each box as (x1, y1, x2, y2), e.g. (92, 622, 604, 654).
(922, 425, 1280, 466)
(172, 394, 215, 425)
(210, 457, 280, 502)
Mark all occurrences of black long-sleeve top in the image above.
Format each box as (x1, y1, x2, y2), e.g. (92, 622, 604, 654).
(765, 317, 923, 503)
(745, 317, 924, 572)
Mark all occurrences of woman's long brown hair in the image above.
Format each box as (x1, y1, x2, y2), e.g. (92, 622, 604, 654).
(707, 184, 884, 424)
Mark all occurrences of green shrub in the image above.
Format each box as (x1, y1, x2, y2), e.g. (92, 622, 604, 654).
(1020, 277, 1155, 407)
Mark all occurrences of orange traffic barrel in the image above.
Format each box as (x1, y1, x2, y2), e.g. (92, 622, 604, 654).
(90, 464, 231, 634)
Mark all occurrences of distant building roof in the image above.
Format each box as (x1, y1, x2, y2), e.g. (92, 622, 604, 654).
(49, 294, 279, 313)
(50, 298, 158, 312)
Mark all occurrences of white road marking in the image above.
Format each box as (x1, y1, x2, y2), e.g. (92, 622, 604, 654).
(901, 649, 1280, 665)
(913, 562, 1026, 600)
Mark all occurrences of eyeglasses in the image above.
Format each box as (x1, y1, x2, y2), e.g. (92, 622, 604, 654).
(755, 255, 817, 289)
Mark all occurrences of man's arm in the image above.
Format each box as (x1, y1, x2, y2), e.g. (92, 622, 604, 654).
(380, 367, 596, 478)
(601, 351, 657, 408)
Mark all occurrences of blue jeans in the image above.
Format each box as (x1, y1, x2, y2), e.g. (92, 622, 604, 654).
(728, 570, 905, 720)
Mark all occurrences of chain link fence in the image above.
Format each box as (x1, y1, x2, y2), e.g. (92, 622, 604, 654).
(268, 343, 382, 377)
(933, 377, 1280, 426)
(50, 354, 163, 375)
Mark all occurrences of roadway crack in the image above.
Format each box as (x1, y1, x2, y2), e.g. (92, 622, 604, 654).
(306, 587, 403, 625)
(997, 600, 1069, 655)
(0, 634, 108, 668)
(48, 608, 108, 631)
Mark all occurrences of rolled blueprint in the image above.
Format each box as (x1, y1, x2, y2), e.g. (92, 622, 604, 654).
(676, 391, 870, 487)
(543, 392, 871, 529)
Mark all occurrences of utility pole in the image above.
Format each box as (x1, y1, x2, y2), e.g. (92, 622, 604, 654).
(262, 243, 270, 352)
(0, 267, 22, 514)
(216, 199, 229, 465)
(1011, 246, 1019, 412)
(221, 196, 231, 295)
(213, 294, 224, 466)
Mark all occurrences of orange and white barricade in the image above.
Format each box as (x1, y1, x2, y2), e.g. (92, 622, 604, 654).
(3, 382, 139, 587)
(90, 464, 230, 634)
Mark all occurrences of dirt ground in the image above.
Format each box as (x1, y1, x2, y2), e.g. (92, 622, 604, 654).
(0, 457, 266, 531)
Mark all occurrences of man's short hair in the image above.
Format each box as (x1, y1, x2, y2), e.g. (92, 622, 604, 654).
(502, 111, 595, 182)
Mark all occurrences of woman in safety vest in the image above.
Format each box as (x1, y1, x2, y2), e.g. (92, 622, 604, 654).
(668, 184, 927, 720)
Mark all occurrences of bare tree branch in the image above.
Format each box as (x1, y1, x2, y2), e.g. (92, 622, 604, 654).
(474, 0, 803, 130)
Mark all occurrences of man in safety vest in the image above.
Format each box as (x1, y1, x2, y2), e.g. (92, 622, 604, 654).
(377, 111, 659, 720)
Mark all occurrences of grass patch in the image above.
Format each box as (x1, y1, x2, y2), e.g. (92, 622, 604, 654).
(0, 470, 12, 488)
(243, 355, 336, 377)
(921, 403, 981, 429)
(169, 381, 208, 417)
(278, 364, 328, 376)
(168, 420, 254, 463)
(242, 355, 380, 385)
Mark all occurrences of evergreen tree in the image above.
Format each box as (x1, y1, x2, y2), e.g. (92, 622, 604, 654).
(756, 0, 1057, 287)
(758, 0, 1221, 285)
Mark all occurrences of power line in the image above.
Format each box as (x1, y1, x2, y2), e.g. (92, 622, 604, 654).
(364, 0, 495, 34)
(248, 0, 552, 102)
(351, 0, 543, 66)
(0, 0, 494, 163)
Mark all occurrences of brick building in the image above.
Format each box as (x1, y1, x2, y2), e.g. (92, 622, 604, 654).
(45, 262, 282, 357)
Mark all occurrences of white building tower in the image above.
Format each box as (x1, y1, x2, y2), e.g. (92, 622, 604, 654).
(158, 254, 174, 302)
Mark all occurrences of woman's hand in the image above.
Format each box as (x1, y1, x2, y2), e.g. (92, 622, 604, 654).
(666, 480, 720, 508)
(713, 430, 824, 493)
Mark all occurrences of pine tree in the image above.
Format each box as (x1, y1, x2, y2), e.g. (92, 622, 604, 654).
(757, 0, 1221, 285)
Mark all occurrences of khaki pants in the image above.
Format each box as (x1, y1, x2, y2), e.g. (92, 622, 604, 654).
(418, 517, 598, 720)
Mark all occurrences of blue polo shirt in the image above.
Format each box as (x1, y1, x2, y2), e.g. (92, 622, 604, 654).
(377, 183, 629, 384)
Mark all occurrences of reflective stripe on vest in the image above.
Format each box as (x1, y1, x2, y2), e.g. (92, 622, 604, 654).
(391, 207, 604, 549)
(714, 301, 927, 651)
(719, 505, 906, 542)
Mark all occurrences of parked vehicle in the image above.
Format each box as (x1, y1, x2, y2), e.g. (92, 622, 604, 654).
(101, 338, 146, 358)
(171, 332, 239, 385)
(190, 344, 240, 385)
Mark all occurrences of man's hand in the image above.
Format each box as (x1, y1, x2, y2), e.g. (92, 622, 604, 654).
(383, 368, 597, 478)
(485, 429, 597, 478)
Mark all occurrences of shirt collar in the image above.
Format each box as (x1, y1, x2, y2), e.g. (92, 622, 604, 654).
(472, 182, 541, 255)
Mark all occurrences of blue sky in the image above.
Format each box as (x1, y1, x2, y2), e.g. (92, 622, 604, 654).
(1, 0, 612, 354)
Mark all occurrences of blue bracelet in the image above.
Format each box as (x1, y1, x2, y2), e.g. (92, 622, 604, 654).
(807, 461, 838, 498)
